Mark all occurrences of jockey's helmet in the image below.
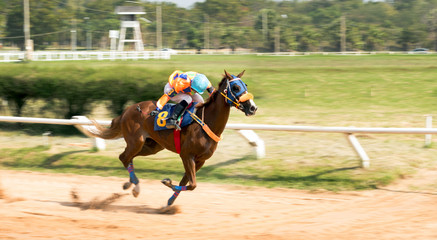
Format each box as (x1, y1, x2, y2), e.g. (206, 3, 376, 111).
(191, 74, 209, 94)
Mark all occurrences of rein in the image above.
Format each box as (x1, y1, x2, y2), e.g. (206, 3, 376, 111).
(184, 78, 241, 143)
(220, 91, 240, 107)
(187, 109, 222, 142)
(175, 77, 253, 144)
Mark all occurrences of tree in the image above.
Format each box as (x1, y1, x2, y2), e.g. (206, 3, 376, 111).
(220, 26, 249, 52)
(0, 0, 8, 39)
(297, 25, 321, 52)
(363, 25, 386, 51)
(5, 0, 72, 50)
(254, 9, 279, 52)
(185, 23, 203, 52)
(346, 23, 365, 51)
(5, 0, 24, 48)
(80, 0, 121, 50)
(425, 8, 437, 50)
(398, 27, 426, 50)
(281, 27, 298, 52)
(194, 0, 247, 23)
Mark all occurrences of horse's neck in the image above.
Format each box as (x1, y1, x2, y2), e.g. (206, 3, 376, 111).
(203, 94, 230, 135)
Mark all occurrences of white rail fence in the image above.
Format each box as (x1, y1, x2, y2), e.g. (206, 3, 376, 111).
(162, 50, 437, 56)
(255, 51, 437, 56)
(0, 115, 436, 168)
(1, 50, 435, 62)
(0, 51, 170, 62)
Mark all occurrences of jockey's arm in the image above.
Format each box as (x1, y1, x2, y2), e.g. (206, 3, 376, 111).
(156, 88, 177, 110)
(156, 95, 170, 110)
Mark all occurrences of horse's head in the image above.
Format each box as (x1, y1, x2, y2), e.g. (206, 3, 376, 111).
(222, 70, 258, 116)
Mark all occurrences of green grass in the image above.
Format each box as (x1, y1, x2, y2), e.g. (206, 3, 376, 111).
(0, 145, 405, 191)
(1, 54, 437, 190)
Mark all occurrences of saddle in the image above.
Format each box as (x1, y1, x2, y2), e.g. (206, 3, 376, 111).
(151, 103, 197, 131)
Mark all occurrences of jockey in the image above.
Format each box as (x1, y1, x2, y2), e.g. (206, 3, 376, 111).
(156, 70, 215, 128)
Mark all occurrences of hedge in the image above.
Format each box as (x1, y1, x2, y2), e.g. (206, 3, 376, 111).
(0, 63, 167, 119)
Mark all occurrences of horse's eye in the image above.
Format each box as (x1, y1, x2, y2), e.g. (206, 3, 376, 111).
(232, 85, 240, 92)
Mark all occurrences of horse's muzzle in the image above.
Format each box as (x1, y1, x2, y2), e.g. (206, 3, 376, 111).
(240, 99, 257, 116)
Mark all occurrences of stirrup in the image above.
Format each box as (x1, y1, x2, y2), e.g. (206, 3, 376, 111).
(166, 118, 181, 130)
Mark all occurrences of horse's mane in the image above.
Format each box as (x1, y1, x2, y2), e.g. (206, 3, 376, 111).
(196, 76, 227, 109)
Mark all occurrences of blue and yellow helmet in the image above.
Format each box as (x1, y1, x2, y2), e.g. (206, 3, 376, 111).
(191, 73, 209, 94)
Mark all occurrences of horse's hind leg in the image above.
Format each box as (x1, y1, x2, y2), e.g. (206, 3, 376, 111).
(119, 136, 145, 197)
(122, 138, 164, 197)
(137, 138, 164, 157)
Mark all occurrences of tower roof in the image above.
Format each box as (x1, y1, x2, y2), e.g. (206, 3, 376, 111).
(115, 6, 145, 15)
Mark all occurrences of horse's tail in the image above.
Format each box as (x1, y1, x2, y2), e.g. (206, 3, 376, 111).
(89, 115, 123, 140)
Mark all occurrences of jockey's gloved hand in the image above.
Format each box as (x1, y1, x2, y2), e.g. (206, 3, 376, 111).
(207, 86, 215, 95)
(149, 107, 160, 117)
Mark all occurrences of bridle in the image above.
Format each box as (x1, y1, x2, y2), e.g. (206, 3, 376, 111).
(188, 76, 254, 143)
(220, 77, 254, 109)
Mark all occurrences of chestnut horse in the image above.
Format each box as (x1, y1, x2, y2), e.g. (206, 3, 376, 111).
(88, 70, 257, 206)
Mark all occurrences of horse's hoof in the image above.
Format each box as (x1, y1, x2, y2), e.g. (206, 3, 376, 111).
(123, 182, 132, 190)
(161, 178, 172, 188)
(132, 185, 140, 198)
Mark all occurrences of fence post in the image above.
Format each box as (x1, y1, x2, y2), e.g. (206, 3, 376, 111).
(42, 131, 52, 146)
(71, 116, 106, 151)
(425, 115, 432, 147)
(237, 130, 265, 159)
(345, 133, 370, 168)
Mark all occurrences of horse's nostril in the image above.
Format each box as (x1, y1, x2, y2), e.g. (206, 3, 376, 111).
(250, 106, 257, 112)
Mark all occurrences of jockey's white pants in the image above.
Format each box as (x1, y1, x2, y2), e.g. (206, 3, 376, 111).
(164, 83, 204, 105)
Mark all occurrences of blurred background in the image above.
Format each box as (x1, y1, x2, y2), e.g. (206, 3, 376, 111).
(0, 0, 436, 52)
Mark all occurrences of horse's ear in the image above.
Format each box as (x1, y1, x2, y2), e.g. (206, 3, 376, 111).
(224, 70, 233, 79)
(237, 70, 246, 78)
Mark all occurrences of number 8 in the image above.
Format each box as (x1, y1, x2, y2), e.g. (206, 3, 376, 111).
(157, 111, 168, 127)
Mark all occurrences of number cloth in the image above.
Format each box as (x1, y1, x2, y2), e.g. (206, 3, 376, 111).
(153, 103, 197, 131)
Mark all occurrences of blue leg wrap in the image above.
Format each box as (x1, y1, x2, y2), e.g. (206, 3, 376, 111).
(129, 172, 139, 185)
(173, 185, 187, 191)
(168, 190, 181, 206)
(127, 163, 139, 185)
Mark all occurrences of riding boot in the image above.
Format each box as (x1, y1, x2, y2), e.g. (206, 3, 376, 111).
(166, 100, 189, 129)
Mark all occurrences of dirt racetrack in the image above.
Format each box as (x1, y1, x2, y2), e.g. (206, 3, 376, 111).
(1, 170, 437, 240)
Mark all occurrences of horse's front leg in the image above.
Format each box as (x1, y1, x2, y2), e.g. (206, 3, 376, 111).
(161, 175, 188, 206)
(162, 158, 205, 206)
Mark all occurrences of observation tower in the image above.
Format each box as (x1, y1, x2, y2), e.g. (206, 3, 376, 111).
(115, 6, 145, 51)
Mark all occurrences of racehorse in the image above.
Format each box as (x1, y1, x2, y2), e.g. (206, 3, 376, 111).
(87, 70, 257, 206)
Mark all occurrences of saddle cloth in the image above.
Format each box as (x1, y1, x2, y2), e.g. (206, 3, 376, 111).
(153, 103, 197, 131)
